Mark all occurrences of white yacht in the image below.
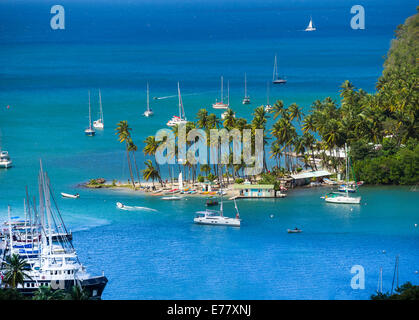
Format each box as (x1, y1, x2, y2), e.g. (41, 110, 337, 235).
(325, 192, 361, 204)
(194, 199, 241, 227)
(212, 76, 229, 109)
(1, 163, 107, 299)
(93, 90, 104, 129)
(84, 91, 96, 136)
(0, 151, 12, 168)
(305, 17, 316, 31)
(167, 82, 187, 127)
(143, 82, 154, 117)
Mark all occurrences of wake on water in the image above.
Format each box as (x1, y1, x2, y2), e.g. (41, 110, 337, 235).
(116, 202, 157, 212)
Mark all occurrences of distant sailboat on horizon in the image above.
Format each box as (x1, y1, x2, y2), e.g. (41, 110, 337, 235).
(305, 17, 316, 31)
(272, 54, 287, 84)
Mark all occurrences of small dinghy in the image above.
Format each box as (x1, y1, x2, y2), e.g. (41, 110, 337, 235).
(116, 202, 124, 209)
(61, 192, 80, 199)
(287, 228, 302, 233)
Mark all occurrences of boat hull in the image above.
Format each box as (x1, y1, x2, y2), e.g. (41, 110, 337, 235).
(16, 276, 108, 299)
(194, 217, 240, 227)
(0, 161, 12, 168)
(273, 79, 287, 84)
(325, 196, 361, 204)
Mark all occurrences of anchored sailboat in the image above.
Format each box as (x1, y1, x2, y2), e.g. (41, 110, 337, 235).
(324, 144, 361, 204)
(305, 17, 316, 31)
(242, 73, 250, 104)
(93, 90, 104, 129)
(143, 82, 154, 117)
(272, 54, 287, 84)
(212, 76, 229, 109)
(84, 91, 96, 136)
(167, 82, 187, 127)
(264, 81, 272, 111)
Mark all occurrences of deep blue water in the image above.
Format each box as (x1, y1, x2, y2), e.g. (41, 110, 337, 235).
(0, 0, 418, 299)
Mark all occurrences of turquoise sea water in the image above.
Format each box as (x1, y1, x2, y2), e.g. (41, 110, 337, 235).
(0, 0, 418, 299)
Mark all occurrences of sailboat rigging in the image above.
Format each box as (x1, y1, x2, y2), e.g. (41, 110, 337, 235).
(242, 73, 250, 104)
(84, 91, 96, 136)
(272, 54, 287, 84)
(143, 82, 154, 117)
(93, 90, 104, 129)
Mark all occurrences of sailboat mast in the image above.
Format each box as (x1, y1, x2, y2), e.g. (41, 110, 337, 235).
(146, 82, 150, 112)
(267, 81, 270, 105)
(88, 90, 92, 129)
(177, 82, 186, 120)
(244, 73, 247, 97)
(7, 205, 14, 251)
(227, 80, 230, 106)
(221, 76, 224, 103)
(345, 144, 349, 196)
(273, 55, 277, 81)
(99, 89, 103, 123)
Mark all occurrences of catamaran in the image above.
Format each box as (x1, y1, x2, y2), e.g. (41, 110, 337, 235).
(324, 144, 361, 204)
(167, 82, 187, 127)
(84, 91, 96, 136)
(212, 76, 229, 109)
(242, 73, 250, 104)
(264, 81, 272, 111)
(0, 150, 12, 168)
(305, 17, 316, 31)
(143, 82, 154, 117)
(194, 198, 241, 227)
(93, 90, 104, 129)
(272, 54, 287, 84)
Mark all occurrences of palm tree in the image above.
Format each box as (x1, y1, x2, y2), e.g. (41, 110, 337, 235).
(196, 109, 209, 129)
(142, 160, 161, 187)
(288, 103, 303, 122)
(222, 108, 236, 130)
(143, 135, 162, 179)
(270, 100, 284, 119)
(200, 164, 211, 177)
(65, 285, 90, 300)
(2, 254, 31, 288)
(127, 139, 142, 188)
(33, 286, 65, 300)
(116, 120, 136, 189)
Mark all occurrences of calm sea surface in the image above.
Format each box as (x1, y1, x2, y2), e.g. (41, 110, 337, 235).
(0, 0, 418, 299)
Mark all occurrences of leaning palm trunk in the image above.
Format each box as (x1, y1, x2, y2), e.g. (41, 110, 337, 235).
(126, 146, 136, 189)
(132, 151, 142, 188)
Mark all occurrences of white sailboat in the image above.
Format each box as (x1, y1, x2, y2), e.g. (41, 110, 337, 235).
(93, 90, 104, 129)
(305, 17, 316, 31)
(84, 91, 96, 136)
(212, 76, 229, 109)
(272, 54, 287, 84)
(324, 144, 361, 204)
(143, 82, 154, 117)
(242, 73, 250, 104)
(167, 82, 187, 127)
(194, 198, 241, 227)
(264, 81, 272, 111)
